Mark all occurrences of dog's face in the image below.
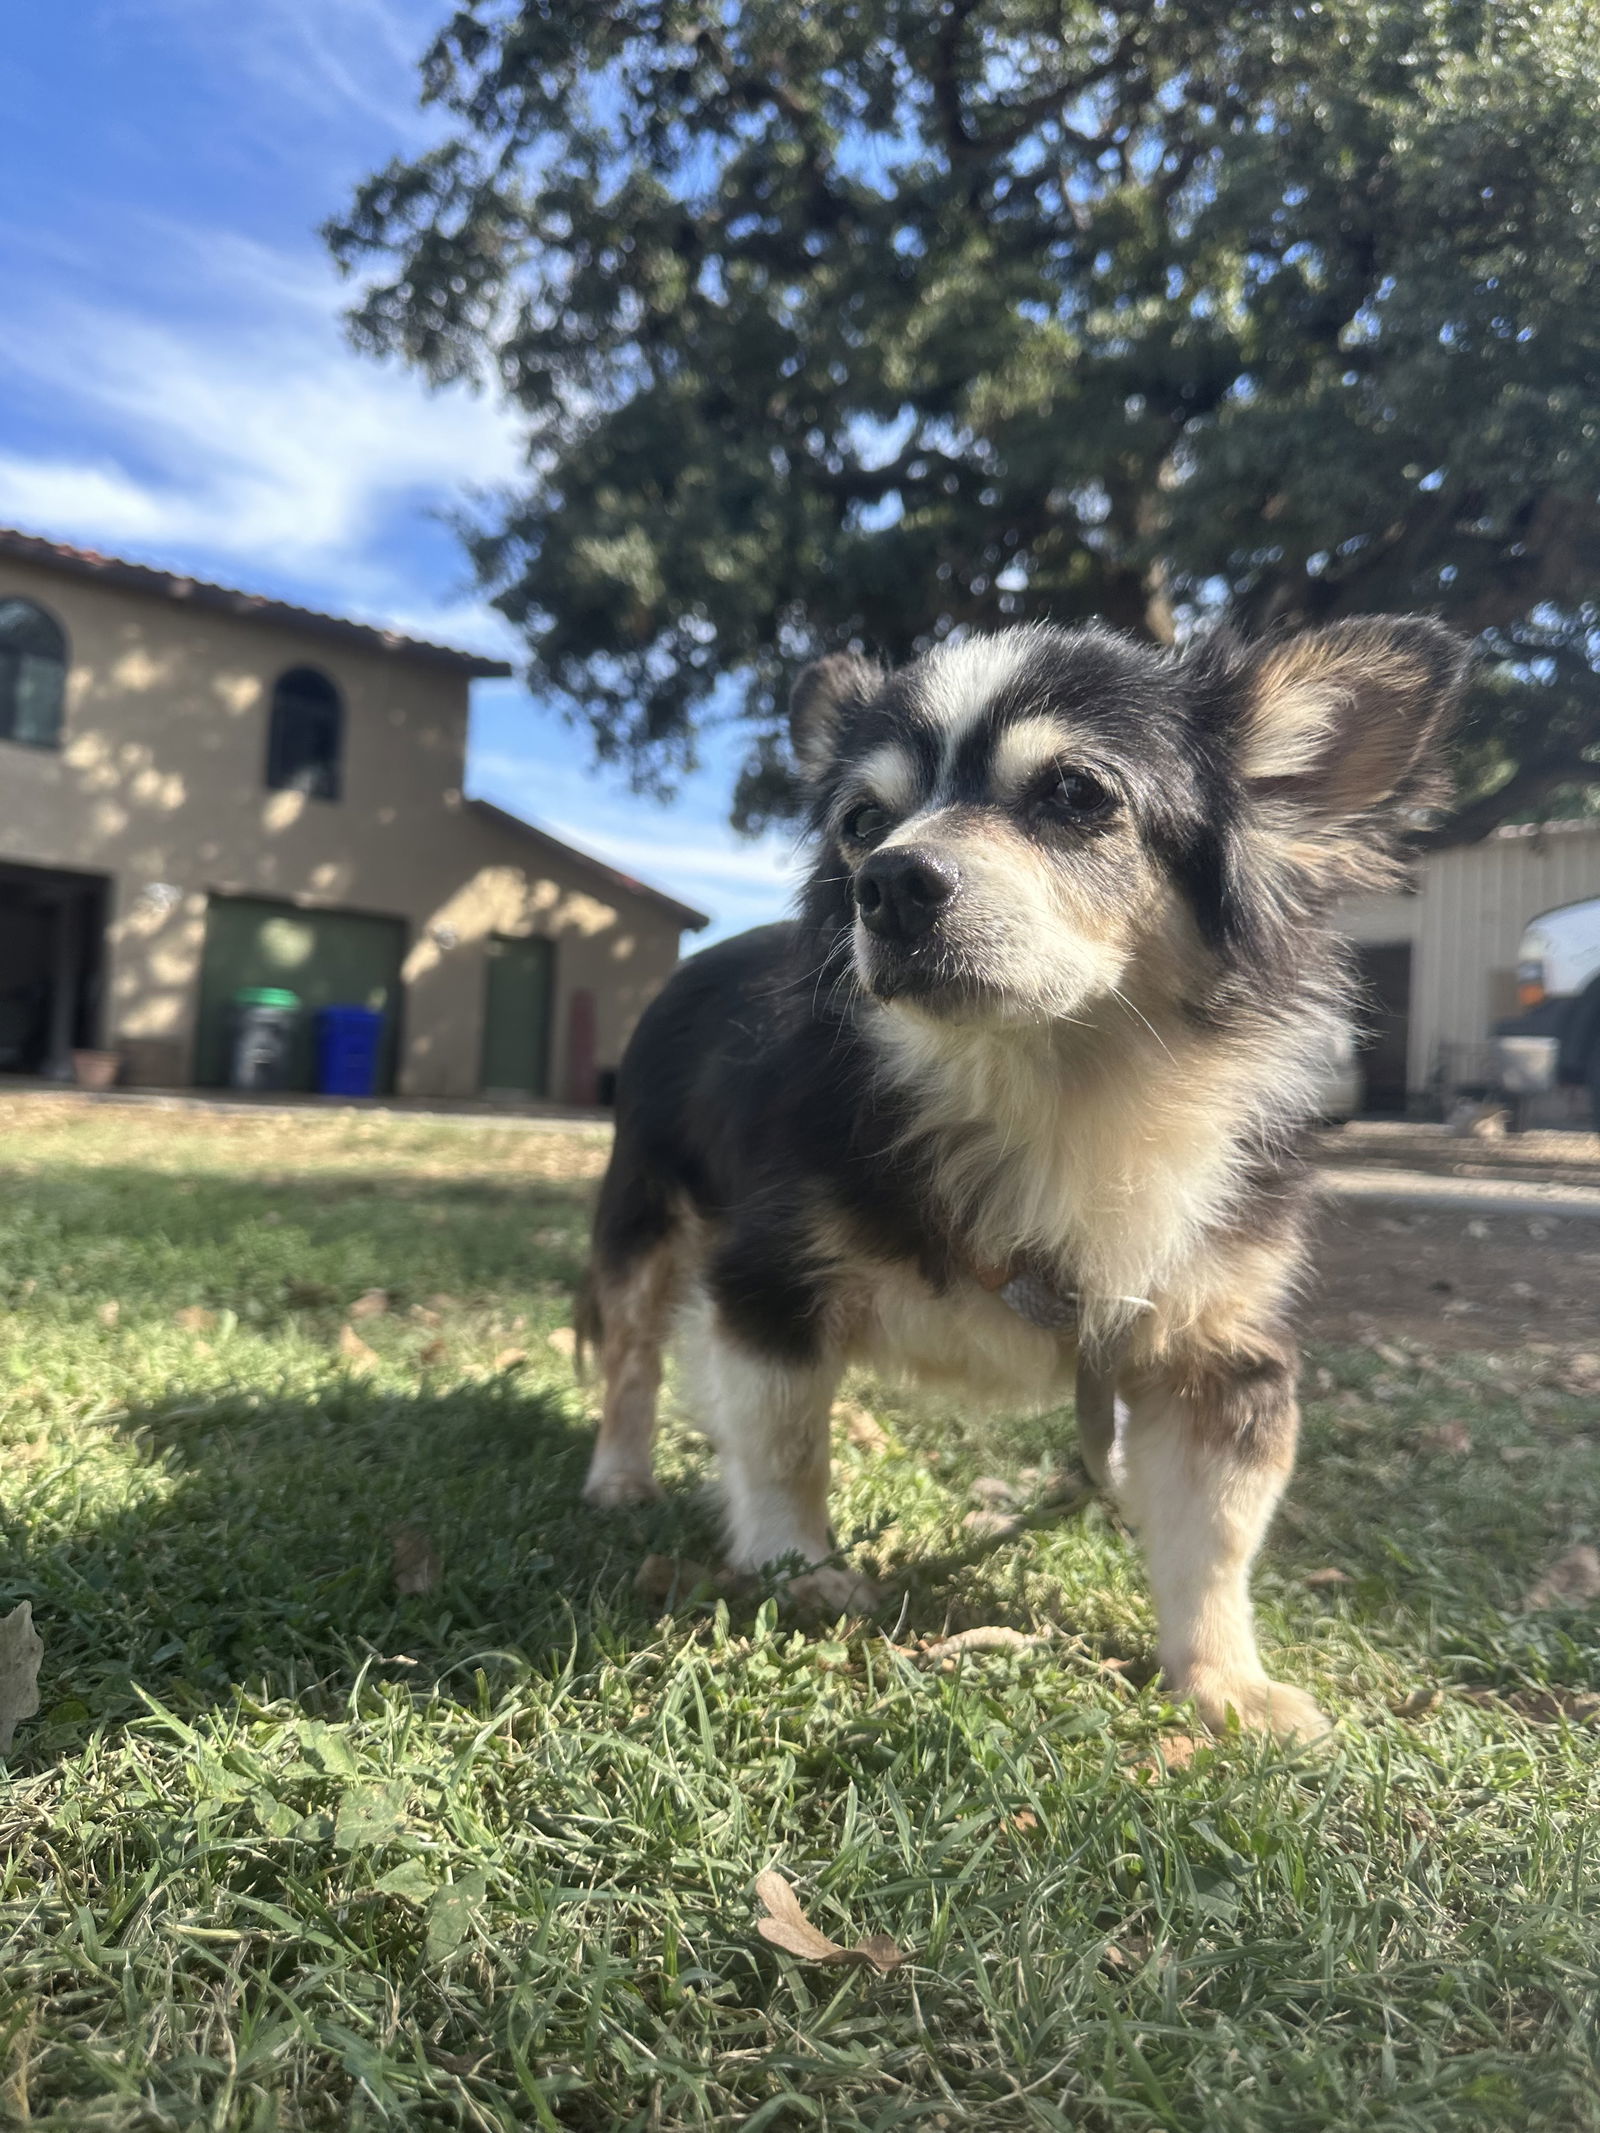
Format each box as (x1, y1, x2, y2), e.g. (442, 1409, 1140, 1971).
(792, 618, 1466, 1025)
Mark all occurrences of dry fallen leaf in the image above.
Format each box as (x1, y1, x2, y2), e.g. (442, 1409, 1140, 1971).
(349, 1288, 390, 1321)
(1006, 1809, 1040, 1834)
(492, 1347, 529, 1373)
(418, 1337, 448, 1368)
(1391, 1686, 1442, 1719)
(1131, 1733, 1206, 1777)
(391, 1526, 441, 1597)
(1459, 1685, 1600, 1725)
(409, 1304, 442, 1328)
(920, 1626, 1051, 1665)
(338, 1324, 379, 1370)
(173, 1305, 216, 1332)
(753, 1871, 908, 1974)
(961, 1508, 1021, 1540)
(545, 1327, 577, 1361)
(969, 1476, 1023, 1510)
(633, 1554, 724, 1605)
(835, 1400, 888, 1453)
(96, 1299, 121, 1328)
(1420, 1420, 1473, 1455)
(1304, 1566, 1352, 1589)
(0, 1600, 44, 1754)
(1522, 1544, 1600, 1612)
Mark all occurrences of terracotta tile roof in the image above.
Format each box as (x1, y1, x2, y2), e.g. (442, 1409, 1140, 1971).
(0, 525, 513, 678)
(465, 799, 710, 930)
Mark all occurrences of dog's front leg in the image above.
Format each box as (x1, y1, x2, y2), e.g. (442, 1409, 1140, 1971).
(1115, 1347, 1327, 1740)
(690, 1311, 878, 1615)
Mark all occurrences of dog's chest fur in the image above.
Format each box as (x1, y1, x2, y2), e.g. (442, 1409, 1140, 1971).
(835, 1004, 1316, 1394)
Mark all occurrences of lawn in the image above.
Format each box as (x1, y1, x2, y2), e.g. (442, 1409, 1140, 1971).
(0, 1098, 1597, 2131)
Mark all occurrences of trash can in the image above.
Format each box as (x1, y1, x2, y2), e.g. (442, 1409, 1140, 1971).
(315, 1004, 384, 1098)
(229, 988, 300, 1091)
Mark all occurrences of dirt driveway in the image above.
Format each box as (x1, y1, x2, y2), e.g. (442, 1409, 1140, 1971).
(1308, 1122, 1600, 1359)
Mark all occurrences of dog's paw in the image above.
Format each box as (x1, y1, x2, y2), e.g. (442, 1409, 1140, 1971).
(582, 1463, 664, 1508)
(1183, 1671, 1330, 1743)
(783, 1566, 886, 1618)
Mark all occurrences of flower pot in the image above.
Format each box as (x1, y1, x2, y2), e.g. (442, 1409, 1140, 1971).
(71, 1049, 121, 1092)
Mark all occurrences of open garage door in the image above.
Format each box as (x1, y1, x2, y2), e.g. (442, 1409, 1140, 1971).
(195, 896, 405, 1093)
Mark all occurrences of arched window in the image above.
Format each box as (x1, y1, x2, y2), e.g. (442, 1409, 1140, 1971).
(266, 666, 343, 801)
(0, 597, 68, 749)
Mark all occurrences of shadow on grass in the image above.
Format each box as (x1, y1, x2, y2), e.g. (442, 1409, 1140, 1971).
(5, 1372, 738, 1766)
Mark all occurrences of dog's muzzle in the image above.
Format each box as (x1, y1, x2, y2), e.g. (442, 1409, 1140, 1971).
(853, 847, 959, 947)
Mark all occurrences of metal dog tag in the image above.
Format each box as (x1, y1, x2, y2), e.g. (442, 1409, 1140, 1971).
(998, 1270, 1078, 1331)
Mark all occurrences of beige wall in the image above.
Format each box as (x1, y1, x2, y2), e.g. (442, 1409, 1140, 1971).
(0, 558, 688, 1097)
(1340, 823, 1600, 1090)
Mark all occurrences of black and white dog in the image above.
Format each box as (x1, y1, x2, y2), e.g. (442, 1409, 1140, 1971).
(578, 618, 1466, 1735)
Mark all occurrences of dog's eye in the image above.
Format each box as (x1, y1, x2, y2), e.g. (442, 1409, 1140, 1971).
(1042, 767, 1114, 821)
(843, 801, 891, 843)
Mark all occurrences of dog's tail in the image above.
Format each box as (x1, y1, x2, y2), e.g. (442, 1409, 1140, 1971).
(572, 1267, 603, 1383)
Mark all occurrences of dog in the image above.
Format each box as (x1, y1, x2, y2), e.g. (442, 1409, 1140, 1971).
(577, 615, 1467, 1736)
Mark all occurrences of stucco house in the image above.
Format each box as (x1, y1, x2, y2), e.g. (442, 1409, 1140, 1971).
(0, 527, 706, 1101)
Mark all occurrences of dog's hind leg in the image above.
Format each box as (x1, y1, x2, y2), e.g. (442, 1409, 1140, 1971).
(581, 1241, 676, 1507)
(684, 1303, 880, 1616)
(1114, 1345, 1327, 1741)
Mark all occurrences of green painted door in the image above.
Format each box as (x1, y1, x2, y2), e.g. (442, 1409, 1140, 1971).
(194, 896, 406, 1092)
(481, 934, 554, 1098)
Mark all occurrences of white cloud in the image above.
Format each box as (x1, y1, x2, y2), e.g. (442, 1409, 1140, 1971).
(0, 234, 521, 616)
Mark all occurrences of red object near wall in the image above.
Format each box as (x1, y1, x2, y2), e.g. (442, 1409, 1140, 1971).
(565, 988, 598, 1106)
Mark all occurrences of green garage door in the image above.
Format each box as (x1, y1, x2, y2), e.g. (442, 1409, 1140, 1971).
(481, 934, 554, 1098)
(194, 896, 406, 1092)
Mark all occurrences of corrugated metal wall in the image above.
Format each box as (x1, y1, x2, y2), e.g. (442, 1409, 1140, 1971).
(1339, 823, 1600, 1089)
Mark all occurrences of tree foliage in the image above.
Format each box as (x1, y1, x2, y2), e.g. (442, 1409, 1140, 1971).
(330, 0, 1600, 837)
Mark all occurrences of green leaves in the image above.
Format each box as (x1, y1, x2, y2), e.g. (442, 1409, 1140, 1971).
(334, 0, 1600, 838)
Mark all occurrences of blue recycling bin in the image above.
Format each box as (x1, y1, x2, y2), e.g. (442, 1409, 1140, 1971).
(315, 1005, 384, 1098)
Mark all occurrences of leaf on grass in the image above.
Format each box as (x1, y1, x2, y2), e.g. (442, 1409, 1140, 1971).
(919, 1626, 1050, 1666)
(349, 1288, 390, 1321)
(417, 1337, 448, 1368)
(961, 1508, 1022, 1540)
(0, 1601, 43, 1754)
(1420, 1420, 1472, 1455)
(425, 1871, 489, 1964)
(1391, 1687, 1442, 1719)
(334, 1780, 410, 1851)
(298, 1720, 361, 1778)
(250, 1788, 297, 1838)
(1522, 1544, 1600, 1612)
(96, 1299, 120, 1328)
(969, 1476, 1023, 1510)
(1459, 1685, 1600, 1725)
(1132, 1734, 1205, 1777)
(1006, 1809, 1040, 1835)
(545, 1327, 577, 1361)
(753, 1871, 908, 1973)
(1303, 1566, 1352, 1589)
(633, 1554, 723, 1606)
(338, 1323, 379, 1371)
(409, 1304, 442, 1328)
(173, 1305, 216, 1332)
(834, 1400, 889, 1453)
(1102, 1932, 1152, 1972)
(492, 1347, 528, 1373)
(374, 1858, 435, 1904)
(391, 1525, 441, 1597)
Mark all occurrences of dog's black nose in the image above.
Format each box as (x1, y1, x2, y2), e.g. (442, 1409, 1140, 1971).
(854, 848, 959, 943)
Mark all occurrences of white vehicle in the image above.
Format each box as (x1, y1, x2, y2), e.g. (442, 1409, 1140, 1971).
(1494, 895, 1600, 1130)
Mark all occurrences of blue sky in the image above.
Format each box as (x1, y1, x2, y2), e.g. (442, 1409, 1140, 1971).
(0, 0, 798, 939)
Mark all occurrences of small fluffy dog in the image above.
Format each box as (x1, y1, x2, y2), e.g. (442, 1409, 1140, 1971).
(579, 617, 1467, 1736)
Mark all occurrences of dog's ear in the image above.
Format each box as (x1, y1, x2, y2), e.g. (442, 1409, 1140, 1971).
(789, 652, 880, 777)
(1230, 616, 1469, 819)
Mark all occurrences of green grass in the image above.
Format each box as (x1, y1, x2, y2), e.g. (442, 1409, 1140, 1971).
(1, 1099, 1597, 2130)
